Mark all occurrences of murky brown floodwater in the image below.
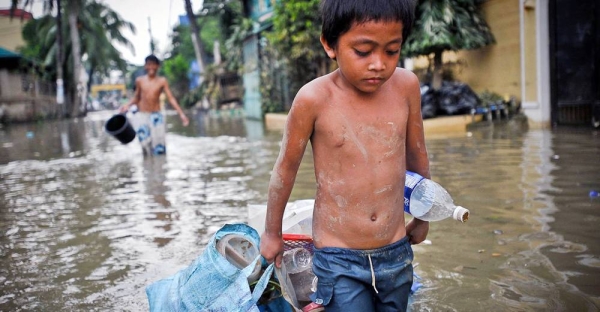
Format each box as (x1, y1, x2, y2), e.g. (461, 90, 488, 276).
(0, 111, 599, 311)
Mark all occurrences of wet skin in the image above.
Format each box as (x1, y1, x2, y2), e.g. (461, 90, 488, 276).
(122, 61, 189, 126)
(261, 21, 430, 266)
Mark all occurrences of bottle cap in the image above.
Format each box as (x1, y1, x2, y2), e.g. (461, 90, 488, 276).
(453, 206, 470, 222)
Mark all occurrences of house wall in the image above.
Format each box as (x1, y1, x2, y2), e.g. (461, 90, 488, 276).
(0, 16, 27, 52)
(0, 70, 59, 123)
(524, 4, 537, 103)
(411, 0, 539, 104)
(454, 0, 522, 99)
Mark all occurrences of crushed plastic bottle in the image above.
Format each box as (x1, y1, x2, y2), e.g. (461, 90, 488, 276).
(280, 247, 316, 307)
(283, 248, 312, 274)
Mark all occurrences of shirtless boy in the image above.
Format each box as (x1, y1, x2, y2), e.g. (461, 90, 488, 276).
(120, 55, 189, 156)
(260, 1, 430, 310)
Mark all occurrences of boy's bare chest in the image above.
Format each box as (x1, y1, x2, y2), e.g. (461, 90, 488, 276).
(314, 98, 408, 153)
(140, 80, 163, 98)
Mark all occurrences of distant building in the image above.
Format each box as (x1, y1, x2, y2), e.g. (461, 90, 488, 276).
(0, 48, 58, 123)
(0, 8, 33, 53)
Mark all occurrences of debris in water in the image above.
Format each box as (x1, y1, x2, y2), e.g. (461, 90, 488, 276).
(497, 240, 507, 246)
(590, 190, 599, 198)
(478, 249, 485, 253)
(6, 227, 19, 236)
(491, 253, 502, 257)
(493, 229, 503, 235)
(26, 131, 34, 139)
(411, 273, 422, 293)
(552, 155, 560, 160)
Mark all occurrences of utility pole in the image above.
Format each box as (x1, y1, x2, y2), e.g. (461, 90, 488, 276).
(184, 0, 206, 81)
(148, 16, 156, 54)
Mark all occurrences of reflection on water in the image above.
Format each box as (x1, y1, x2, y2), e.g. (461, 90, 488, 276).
(0, 111, 599, 311)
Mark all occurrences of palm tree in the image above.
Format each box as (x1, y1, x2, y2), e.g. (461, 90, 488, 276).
(403, 0, 495, 90)
(12, 0, 135, 117)
(66, 0, 83, 116)
(13, 0, 135, 117)
(184, 0, 206, 75)
(78, 1, 135, 90)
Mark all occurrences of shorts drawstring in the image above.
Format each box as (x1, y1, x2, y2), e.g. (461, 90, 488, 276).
(367, 254, 379, 294)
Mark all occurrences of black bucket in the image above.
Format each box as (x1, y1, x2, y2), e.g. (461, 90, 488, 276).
(105, 114, 136, 144)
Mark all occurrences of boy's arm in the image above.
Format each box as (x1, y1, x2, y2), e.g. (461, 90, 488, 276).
(404, 71, 431, 245)
(162, 78, 189, 126)
(260, 88, 316, 268)
(120, 78, 141, 112)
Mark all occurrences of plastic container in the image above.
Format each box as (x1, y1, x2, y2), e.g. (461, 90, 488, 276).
(404, 171, 470, 222)
(283, 247, 311, 274)
(216, 234, 262, 283)
(281, 248, 316, 307)
(105, 114, 136, 144)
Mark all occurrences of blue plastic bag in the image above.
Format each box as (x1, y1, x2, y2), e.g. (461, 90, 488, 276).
(146, 223, 274, 312)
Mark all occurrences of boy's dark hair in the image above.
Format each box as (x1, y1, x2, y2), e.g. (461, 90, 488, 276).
(145, 54, 160, 65)
(320, 0, 416, 48)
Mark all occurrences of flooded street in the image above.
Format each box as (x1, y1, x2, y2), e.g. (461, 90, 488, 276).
(1, 111, 599, 311)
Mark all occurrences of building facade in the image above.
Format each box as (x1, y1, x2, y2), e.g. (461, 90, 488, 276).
(416, 0, 598, 128)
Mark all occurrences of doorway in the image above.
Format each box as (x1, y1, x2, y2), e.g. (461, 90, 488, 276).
(549, 0, 600, 127)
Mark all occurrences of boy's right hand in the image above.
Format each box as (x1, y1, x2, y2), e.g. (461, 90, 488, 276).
(260, 232, 284, 268)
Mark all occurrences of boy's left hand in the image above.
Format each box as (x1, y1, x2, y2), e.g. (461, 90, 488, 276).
(180, 114, 189, 127)
(406, 218, 429, 244)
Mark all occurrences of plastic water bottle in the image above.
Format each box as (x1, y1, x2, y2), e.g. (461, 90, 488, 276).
(282, 248, 315, 304)
(404, 171, 470, 222)
(283, 248, 312, 274)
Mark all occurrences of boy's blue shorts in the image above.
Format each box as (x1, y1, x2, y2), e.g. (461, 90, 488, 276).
(310, 236, 414, 312)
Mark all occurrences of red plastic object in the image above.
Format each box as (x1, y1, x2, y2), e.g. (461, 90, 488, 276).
(282, 234, 314, 253)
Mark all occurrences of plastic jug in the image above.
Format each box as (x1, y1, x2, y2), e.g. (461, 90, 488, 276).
(216, 234, 262, 283)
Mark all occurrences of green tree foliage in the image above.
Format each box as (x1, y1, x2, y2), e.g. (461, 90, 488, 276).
(199, 16, 222, 57)
(266, 0, 329, 91)
(16, 0, 135, 114)
(169, 25, 197, 61)
(165, 0, 243, 108)
(81, 1, 135, 78)
(224, 17, 252, 74)
(163, 54, 190, 99)
(403, 0, 495, 89)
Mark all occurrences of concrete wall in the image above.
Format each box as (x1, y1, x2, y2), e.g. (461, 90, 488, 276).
(0, 97, 60, 123)
(0, 70, 59, 123)
(411, 0, 539, 103)
(0, 16, 27, 52)
(455, 0, 522, 99)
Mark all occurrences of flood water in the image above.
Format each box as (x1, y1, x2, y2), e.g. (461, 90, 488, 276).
(0, 111, 599, 311)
